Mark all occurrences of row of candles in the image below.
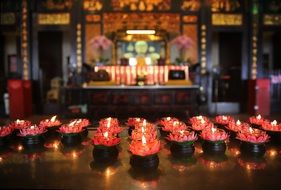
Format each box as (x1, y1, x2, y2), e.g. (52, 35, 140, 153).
(0, 116, 90, 139)
(0, 114, 280, 155)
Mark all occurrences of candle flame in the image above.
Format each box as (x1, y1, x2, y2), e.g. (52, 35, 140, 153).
(173, 121, 179, 127)
(136, 118, 140, 122)
(167, 117, 171, 121)
(222, 116, 227, 120)
(201, 119, 205, 124)
(141, 126, 145, 133)
(142, 135, 147, 145)
(271, 120, 277, 126)
(257, 114, 261, 120)
(211, 127, 217, 133)
(30, 125, 35, 129)
(197, 115, 203, 120)
(180, 130, 184, 135)
(16, 119, 23, 124)
(107, 118, 111, 128)
(69, 121, 76, 127)
(249, 127, 254, 133)
(50, 115, 57, 122)
(143, 119, 147, 127)
(236, 120, 241, 125)
(104, 132, 109, 138)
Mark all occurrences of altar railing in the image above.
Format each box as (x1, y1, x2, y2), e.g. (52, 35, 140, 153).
(93, 65, 189, 85)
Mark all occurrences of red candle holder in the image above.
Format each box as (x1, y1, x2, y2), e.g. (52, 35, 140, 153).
(39, 115, 62, 128)
(261, 120, 281, 144)
(249, 115, 267, 128)
(69, 118, 91, 138)
(158, 117, 179, 127)
(215, 115, 235, 128)
(191, 119, 213, 132)
(127, 117, 145, 127)
(129, 137, 161, 171)
(92, 131, 121, 163)
(167, 130, 198, 157)
(18, 125, 46, 147)
(225, 120, 249, 138)
(189, 115, 209, 125)
(160, 121, 187, 137)
(9, 119, 31, 130)
(201, 127, 228, 155)
(99, 117, 119, 128)
(58, 122, 84, 146)
(236, 128, 269, 157)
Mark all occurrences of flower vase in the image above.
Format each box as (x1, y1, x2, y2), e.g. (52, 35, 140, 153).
(61, 133, 82, 146)
(202, 140, 226, 155)
(21, 135, 44, 148)
(240, 141, 266, 157)
(93, 145, 119, 163)
(130, 154, 159, 171)
(170, 142, 195, 158)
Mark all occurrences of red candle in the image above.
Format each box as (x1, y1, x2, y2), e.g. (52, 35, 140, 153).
(261, 120, 281, 132)
(129, 137, 161, 157)
(201, 127, 228, 141)
(18, 125, 46, 137)
(39, 115, 62, 128)
(215, 115, 235, 125)
(226, 120, 249, 132)
(236, 127, 269, 144)
(249, 114, 266, 126)
(167, 130, 197, 142)
(92, 131, 121, 147)
(9, 119, 31, 130)
(58, 121, 84, 134)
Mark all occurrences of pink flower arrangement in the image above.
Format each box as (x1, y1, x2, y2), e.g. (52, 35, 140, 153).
(9, 119, 31, 130)
(92, 131, 121, 147)
(170, 35, 193, 50)
(127, 117, 145, 127)
(90, 35, 112, 51)
(215, 115, 235, 125)
(162, 121, 187, 132)
(226, 120, 250, 132)
(18, 125, 46, 137)
(129, 139, 161, 157)
(201, 127, 228, 142)
(97, 125, 123, 134)
(158, 117, 179, 127)
(58, 122, 84, 134)
(39, 115, 61, 128)
(189, 115, 209, 125)
(0, 126, 13, 137)
(191, 120, 214, 131)
(99, 117, 119, 128)
(131, 129, 157, 142)
(261, 120, 281, 132)
(69, 118, 90, 128)
(236, 130, 269, 144)
(249, 115, 267, 126)
(167, 130, 197, 143)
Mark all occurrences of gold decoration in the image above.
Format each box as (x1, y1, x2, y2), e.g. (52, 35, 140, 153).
(200, 24, 207, 74)
(44, 0, 72, 10)
(210, 0, 241, 12)
(0, 13, 16, 25)
(38, 13, 70, 25)
(264, 14, 281, 25)
(111, 0, 171, 11)
(103, 13, 180, 34)
(212, 13, 242, 25)
(21, 0, 29, 80)
(83, 0, 103, 11)
(76, 24, 82, 73)
(85, 14, 101, 22)
(181, 0, 200, 12)
(182, 15, 198, 23)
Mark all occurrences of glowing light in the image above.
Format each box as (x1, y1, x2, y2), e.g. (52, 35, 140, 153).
(142, 135, 147, 145)
(126, 30, 156, 35)
(53, 142, 59, 150)
(236, 120, 241, 126)
(50, 115, 57, 122)
(211, 127, 217, 133)
(222, 116, 227, 120)
(269, 149, 277, 158)
(0, 157, 3, 162)
(201, 119, 205, 124)
(30, 125, 35, 129)
(257, 115, 261, 120)
(104, 132, 109, 138)
(173, 121, 179, 127)
(249, 127, 254, 134)
(69, 121, 76, 127)
(72, 151, 77, 159)
(180, 130, 184, 135)
(18, 145, 23, 151)
(107, 118, 111, 128)
(143, 119, 147, 127)
(141, 127, 145, 133)
(271, 120, 277, 126)
(167, 117, 171, 121)
(136, 118, 140, 122)
(197, 115, 203, 120)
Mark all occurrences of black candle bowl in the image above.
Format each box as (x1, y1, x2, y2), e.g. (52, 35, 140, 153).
(21, 135, 44, 148)
(170, 141, 195, 158)
(46, 125, 61, 137)
(266, 130, 281, 145)
(92, 145, 119, 163)
(159, 128, 170, 138)
(240, 141, 266, 157)
(80, 128, 89, 139)
(202, 140, 227, 155)
(130, 154, 159, 171)
(61, 133, 82, 147)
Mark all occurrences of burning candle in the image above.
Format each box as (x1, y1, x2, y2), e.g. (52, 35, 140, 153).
(249, 127, 254, 134)
(142, 135, 147, 145)
(257, 115, 261, 120)
(222, 116, 227, 120)
(50, 115, 57, 122)
(271, 120, 277, 126)
(104, 132, 109, 139)
(236, 120, 241, 126)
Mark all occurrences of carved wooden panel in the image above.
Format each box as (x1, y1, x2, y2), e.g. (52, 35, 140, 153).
(154, 92, 172, 105)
